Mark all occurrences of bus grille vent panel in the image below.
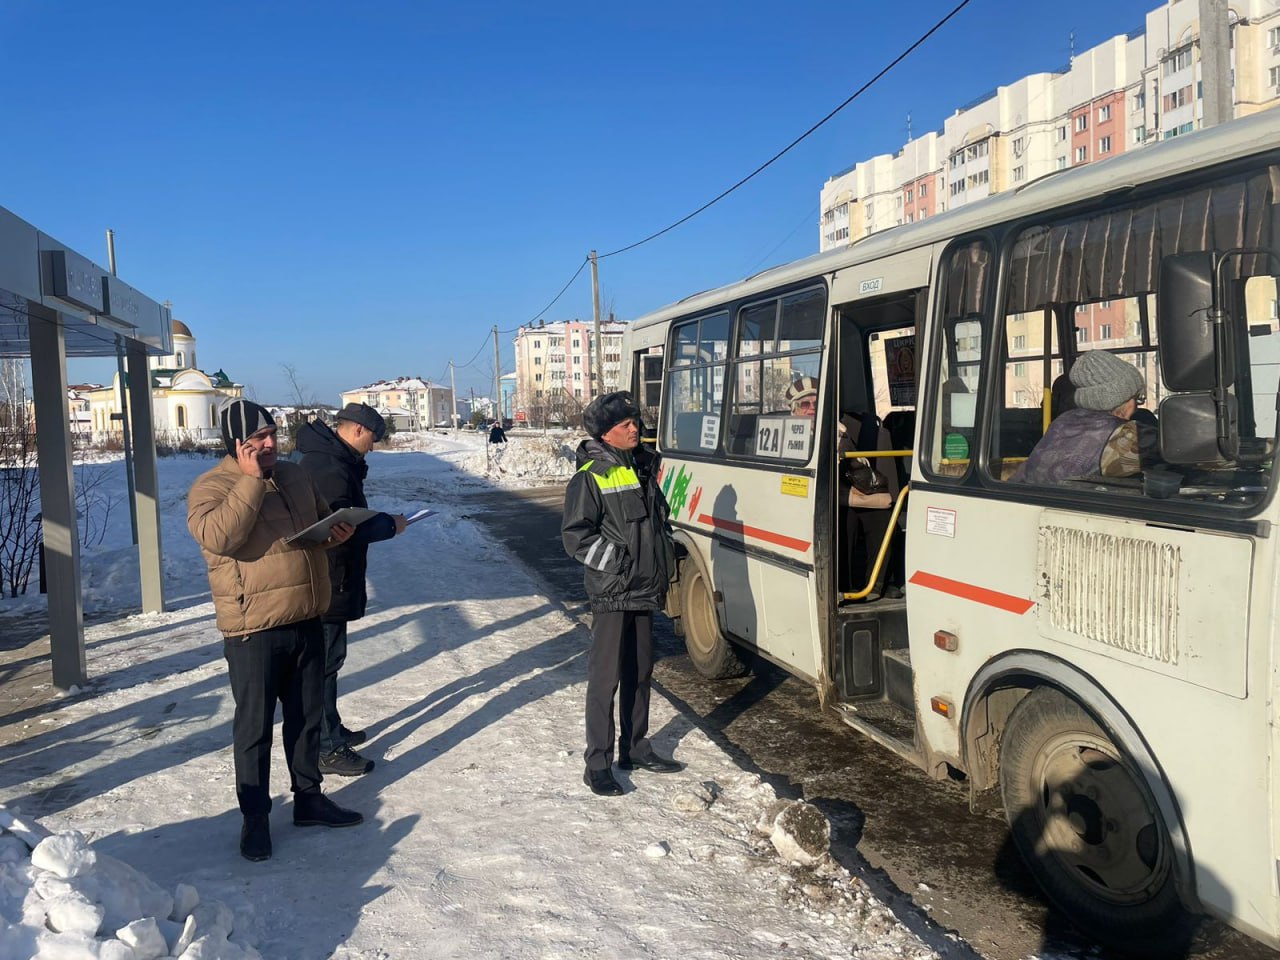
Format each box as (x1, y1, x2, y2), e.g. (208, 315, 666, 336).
(1040, 525, 1180, 664)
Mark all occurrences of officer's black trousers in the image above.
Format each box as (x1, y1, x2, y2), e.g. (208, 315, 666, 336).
(584, 610, 653, 771)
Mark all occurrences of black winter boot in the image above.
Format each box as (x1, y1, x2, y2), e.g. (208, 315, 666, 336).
(583, 767, 624, 797)
(293, 793, 364, 828)
(240, 814, 271, 861)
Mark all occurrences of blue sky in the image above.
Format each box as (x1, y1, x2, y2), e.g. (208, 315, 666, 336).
(1, 0, 1157, 404)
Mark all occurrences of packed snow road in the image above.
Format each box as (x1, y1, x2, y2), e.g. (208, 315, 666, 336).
(454, 482, 1278, 960)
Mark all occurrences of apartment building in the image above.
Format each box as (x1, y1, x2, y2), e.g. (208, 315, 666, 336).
(339, 376, 455, 431)
(511, 319, 626, 426)
(819, 0, 1280, 251)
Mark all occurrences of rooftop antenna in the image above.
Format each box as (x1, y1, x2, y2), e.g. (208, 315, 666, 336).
(1069, 30, 1075, 67)
(906, 111, 912, 142)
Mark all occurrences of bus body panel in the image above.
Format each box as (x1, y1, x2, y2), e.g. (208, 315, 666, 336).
(663, 458, 821, 680)
(906, 488, 1277, 942)
(829, 244, 933, 306)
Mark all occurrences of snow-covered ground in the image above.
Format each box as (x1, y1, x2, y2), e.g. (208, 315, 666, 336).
(0, 430, 958, 959)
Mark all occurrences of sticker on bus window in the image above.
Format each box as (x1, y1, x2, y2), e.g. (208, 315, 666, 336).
(700, 415, 720, 450)
(781, 476, 809, 498)
(782, 418, 812, 459)
(926, 507, 957, 538)
(755, 415, 786, 458)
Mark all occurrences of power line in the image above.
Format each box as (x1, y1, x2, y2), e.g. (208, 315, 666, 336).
(747, 204, 820, 276)
(597, 0, 973, 261)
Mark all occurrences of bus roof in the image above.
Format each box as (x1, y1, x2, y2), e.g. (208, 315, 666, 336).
(629, 108, 1280, 331)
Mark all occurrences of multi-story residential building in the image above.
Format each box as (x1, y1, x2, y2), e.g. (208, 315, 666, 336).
(339, 377, 455, 431)
(511, 319, 626, 426)
(819, 0, 1280, 252)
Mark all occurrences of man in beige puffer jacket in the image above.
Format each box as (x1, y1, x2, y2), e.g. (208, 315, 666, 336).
(188, 400, 364, 862)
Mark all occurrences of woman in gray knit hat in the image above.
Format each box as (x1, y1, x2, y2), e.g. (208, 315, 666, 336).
(1013, 351, 1146, 484)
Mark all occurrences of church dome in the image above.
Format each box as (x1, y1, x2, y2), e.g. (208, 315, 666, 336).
(172, 318, 193, 338)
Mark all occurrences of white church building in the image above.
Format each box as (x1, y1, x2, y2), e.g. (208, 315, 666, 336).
(84, 319, 242, 442)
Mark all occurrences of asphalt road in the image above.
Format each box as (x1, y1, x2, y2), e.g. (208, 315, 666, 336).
(458, 482, 1276, 960)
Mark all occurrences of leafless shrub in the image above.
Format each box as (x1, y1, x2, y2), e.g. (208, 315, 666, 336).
(0, 409, 40, 598)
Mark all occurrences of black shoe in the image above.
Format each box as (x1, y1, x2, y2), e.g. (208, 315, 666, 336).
(240, 814, 271, 861)
(293, 793, 364, 828)
(883, 584, 904, 600)
(618, 751, 684, 773)
(583, 767, 624, 796)
(319, 744, 374, 777)
(340, 724, 367, 747)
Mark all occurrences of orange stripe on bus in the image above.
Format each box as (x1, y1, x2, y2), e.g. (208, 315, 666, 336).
(908, 571, 1035, 615)
(696, 514, 811, 553)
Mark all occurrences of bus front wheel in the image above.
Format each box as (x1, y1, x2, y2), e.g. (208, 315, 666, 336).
(999, 688, 1189, 957)
(682, 565, 745, 679)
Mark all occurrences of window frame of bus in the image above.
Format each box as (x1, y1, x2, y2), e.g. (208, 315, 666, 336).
(981, 165, 1279, 514)
(660, 310, 730, 454)
(723, 284, 827, 462)
(922, 235, 996, 482)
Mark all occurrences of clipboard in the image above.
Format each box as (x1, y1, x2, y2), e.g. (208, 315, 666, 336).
(284, 507, 380, 546)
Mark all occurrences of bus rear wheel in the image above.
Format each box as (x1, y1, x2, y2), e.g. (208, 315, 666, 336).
(682, 564, 745, 679)
(999, 688, 1188, 957)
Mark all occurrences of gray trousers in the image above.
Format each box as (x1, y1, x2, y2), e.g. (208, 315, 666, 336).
(584, 610, 653, 771)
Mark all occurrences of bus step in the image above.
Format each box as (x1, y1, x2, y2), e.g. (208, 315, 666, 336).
(837, 699, 917, 751)
(883, 647, 914, 712)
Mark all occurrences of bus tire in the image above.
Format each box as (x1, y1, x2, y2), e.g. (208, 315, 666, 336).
(999, 688, 1188, 957)
(682, 564, 745, 679)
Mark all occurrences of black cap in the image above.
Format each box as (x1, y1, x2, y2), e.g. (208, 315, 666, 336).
(335, 402, 386, 441)
(582, 391, 641, 440)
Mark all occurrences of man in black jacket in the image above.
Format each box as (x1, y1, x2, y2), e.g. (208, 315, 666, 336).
(562, 392, 682, 797)
(296, 403, 406, 776)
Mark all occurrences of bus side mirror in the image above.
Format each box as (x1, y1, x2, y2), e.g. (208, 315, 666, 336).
(1157, 252, 1231, 391)
(1158, 392, 1237, 464)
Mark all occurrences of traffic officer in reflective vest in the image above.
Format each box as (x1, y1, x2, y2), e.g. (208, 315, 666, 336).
(562, 391, 682, 796)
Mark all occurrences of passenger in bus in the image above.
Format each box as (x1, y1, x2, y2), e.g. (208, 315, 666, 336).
(1013, 351, 1143, 484)
(837, 411, 900, 600)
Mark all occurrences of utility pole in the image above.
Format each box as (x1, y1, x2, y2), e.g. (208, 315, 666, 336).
(1199, 0, 1232, 129)
(425, 380, 434, 430)
(107, 229, 138, 545)
(448, 360, 459, 429)
(492, 325, 501, 422)
(590, 250, 603, 401)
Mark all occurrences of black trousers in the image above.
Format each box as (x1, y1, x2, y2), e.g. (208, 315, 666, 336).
(319, 620, 348, 756)
(223, 618, 324, 816)
(584, 610, 653, 771)
(847, 506, 893, 595)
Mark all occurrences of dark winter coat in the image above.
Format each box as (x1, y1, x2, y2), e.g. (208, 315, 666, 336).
(1012, 408, 1138, 484)
(562, 438, 676, 613)
(295, 419, 397, 622)
(488, 424, 507, 444)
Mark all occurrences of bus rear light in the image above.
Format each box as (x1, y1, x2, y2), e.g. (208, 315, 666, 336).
(930, 696, 954, 718)
(934, 630, 958, 652)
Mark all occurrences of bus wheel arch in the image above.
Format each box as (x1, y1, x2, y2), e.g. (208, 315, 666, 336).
(961, 654, 1199, 947)
(672, 537, 746, 679)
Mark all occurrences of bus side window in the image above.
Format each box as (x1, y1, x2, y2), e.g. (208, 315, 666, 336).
(926, 239, 992, 480)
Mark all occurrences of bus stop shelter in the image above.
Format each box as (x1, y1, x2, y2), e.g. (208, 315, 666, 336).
(0, 203, 168, 689)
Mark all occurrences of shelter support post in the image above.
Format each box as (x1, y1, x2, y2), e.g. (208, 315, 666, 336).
(126, 340, 163, 613)
(29, 309, 85, 689)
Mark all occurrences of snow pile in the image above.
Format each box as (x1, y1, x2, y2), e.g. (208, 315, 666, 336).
(382, 429, 577, 485)
(0, 809, 258, 960)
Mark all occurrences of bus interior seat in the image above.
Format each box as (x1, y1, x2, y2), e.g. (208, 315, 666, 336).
(727, 412, 758, 454)
(674, 412, 705, 450)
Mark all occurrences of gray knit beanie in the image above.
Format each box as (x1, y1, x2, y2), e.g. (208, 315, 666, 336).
(1069, 352, 1145, 412)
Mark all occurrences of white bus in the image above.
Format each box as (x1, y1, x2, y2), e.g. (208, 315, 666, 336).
(623, 108, 1280, 956)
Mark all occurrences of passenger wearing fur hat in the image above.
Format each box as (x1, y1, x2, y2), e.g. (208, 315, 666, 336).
(189, 400, 365, 862)
(1013, 351, 1146, 484)
(563, 392, 683, 796)
(786, 376, 819, 414)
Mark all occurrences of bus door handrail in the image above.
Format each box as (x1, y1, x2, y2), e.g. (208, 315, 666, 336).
(841, 483, 910, 602)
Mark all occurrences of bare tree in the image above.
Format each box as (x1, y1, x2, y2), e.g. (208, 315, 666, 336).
(0, 409, 41, 597)
(281, 363, 316, 407)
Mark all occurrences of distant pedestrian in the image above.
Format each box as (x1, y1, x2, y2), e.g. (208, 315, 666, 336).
(187, 400, 364, 863)
(296, 403, 406, 778)
(488, 421, 507, 444)
(562, 391, 682, 798)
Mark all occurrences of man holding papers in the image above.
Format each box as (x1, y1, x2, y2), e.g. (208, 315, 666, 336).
(188, 400, 364, 862)
(296, 403, 407, 777)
